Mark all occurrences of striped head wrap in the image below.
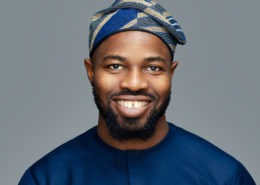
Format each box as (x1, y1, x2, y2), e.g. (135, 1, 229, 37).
(89, 0, 186, 58)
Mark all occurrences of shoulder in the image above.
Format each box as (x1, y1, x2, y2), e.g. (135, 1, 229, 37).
(29, 126, 98, 171)
(19, 126, 100, 184)
(169, 123, 237, 163)
(167, 123, 255, 184)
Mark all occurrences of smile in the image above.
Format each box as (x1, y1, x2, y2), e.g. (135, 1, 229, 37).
(112, 96, 152, 118)
(117, 100, 148, 109)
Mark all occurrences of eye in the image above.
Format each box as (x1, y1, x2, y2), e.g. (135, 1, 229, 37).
(108, 64, 123, 70)
(147, 65, 161, 72)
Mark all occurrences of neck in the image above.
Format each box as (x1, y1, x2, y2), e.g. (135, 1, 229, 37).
(97, 115, 169, 150)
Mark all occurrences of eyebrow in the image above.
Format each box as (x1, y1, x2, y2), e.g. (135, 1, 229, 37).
(103, 55, 167, 63)
(144, 56, 167, 64)
(103, 55, 127, 62)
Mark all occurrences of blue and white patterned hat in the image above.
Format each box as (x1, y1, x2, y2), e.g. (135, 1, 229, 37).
(89, 0, 186, 57)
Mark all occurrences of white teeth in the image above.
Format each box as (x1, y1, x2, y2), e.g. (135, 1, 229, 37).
(118, 100, 148, 109)
(127, 102, 131, 108)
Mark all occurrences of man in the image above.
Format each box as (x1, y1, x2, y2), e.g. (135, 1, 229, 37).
(19, 0, 256, 184)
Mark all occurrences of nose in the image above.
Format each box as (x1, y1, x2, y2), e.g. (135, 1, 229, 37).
(119, 68, 148, 91)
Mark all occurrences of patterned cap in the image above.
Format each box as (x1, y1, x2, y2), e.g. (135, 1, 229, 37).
(89, 0, 186, 57)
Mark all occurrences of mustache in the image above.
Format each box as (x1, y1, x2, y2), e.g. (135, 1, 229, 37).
(110, 90, 156, 100)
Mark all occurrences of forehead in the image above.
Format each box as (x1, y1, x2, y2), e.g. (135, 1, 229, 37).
(91, 31, 172, 62)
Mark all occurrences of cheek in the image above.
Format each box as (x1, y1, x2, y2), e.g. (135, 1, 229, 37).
(93, 72, 120, 93)
(150, 76, 172, 95)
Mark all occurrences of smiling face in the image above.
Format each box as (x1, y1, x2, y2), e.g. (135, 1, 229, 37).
(85, 31, 178, 141)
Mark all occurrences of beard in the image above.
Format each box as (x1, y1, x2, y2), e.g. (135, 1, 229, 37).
(92, 86, 171, 141)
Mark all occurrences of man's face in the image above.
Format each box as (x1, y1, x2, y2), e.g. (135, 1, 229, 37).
(85, 31, 178, 140)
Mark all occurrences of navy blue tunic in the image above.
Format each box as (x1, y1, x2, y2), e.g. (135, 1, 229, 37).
(19, 123, 255, 185)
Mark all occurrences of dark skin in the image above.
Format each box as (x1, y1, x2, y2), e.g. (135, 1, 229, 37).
(84, 31, 178, 150)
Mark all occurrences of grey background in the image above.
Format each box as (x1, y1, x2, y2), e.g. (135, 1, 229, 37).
(0, 0, 259, 184)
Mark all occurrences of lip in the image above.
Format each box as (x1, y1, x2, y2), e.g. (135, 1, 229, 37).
(112, 95, 152, 118)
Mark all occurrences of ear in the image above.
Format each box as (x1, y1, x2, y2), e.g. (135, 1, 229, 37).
(84, 58, 94, 85)
(169, 61, 179, 78)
